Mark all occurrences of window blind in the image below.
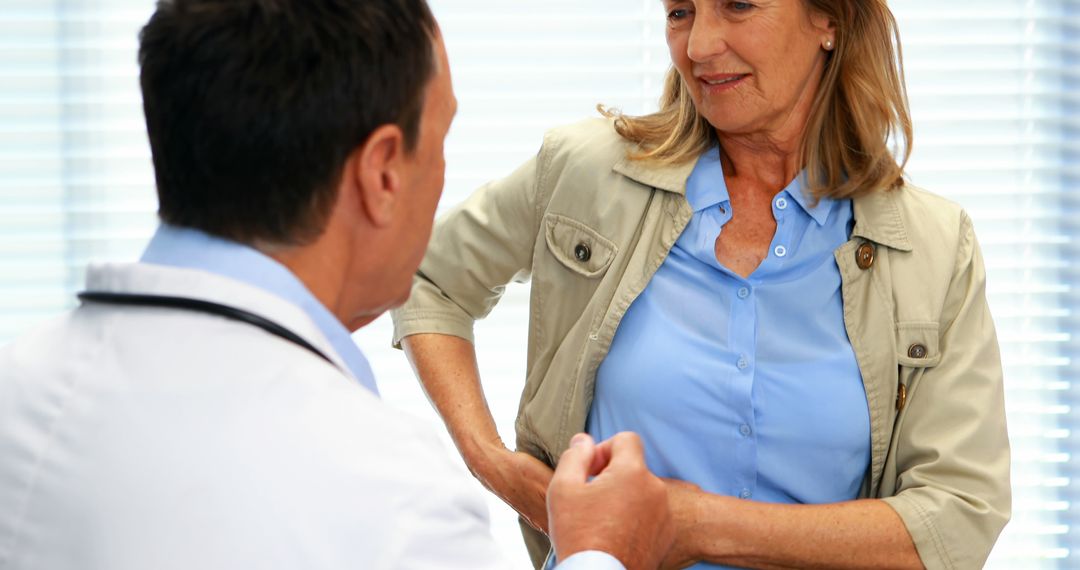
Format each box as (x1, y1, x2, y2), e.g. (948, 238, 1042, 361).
(0, 1, 1076, 567)
(0, 0, 157, 342)
(891, 1, 1077, 566)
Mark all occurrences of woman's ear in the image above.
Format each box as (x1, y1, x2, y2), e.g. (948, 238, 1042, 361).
(352, 124, 407, 228)
(810, 10, 836, 42)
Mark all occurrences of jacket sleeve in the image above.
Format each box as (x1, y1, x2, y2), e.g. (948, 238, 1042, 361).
(882, 211, 1011, 570)
(390, 135, 554, 346)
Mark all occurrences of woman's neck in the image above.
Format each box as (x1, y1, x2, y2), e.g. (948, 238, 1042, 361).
(717, 132, 803, 196)
(716, 56, 823, 192)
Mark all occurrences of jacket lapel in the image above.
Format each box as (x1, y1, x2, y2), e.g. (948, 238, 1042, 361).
(842, 187, 918, 495)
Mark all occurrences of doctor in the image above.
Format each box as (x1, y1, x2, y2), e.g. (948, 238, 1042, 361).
(0, 1, 673, 569)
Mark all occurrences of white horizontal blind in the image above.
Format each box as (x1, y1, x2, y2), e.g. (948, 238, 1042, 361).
(890, 1, 1078, 566)
(0, 0, 157, 342)
(361, 2, 672, 563)
(0, 1, 1076, 568)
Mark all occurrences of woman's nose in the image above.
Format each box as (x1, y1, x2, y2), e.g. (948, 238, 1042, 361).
(686, 12, 728, 62)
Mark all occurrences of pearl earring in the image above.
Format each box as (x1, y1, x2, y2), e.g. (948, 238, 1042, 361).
(824, 39, 834, 50)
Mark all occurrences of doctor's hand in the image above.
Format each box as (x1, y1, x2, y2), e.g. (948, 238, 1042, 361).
(547, 432, 674, 570)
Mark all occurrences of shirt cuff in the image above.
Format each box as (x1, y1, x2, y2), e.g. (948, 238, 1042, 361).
(555, 550, 626, 570)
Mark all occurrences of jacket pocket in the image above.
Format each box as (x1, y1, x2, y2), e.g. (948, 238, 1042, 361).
(892, 322, 940, 420)
(543, 213, 617, 278)
(896, 321, 941, 368)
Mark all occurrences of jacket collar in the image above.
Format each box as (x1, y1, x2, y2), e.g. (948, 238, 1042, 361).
(612, 155, 696, 196)
(851, 188, 913, 252)
(614, 154, 914, 252)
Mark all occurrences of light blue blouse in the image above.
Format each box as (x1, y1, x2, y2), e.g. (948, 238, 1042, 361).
(586, 149, 871, 570)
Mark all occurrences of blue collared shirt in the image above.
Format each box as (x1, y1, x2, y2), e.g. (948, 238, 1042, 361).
(140, 224, 379, 395)
(587, 149, 871, 570)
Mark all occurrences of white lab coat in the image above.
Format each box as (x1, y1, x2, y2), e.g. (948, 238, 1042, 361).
(0, 262, 509, 569)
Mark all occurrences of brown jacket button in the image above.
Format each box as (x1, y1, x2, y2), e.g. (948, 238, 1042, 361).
(896, 384, 908, 411)
(908, 344, 927, 359)
(856, 243, 875, 270)
(574, 243, 591, 262)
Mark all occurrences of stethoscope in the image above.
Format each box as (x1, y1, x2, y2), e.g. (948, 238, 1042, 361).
(77, 291, 338, 369)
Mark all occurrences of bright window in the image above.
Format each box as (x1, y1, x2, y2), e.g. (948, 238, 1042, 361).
(1, 1, 1075, 567)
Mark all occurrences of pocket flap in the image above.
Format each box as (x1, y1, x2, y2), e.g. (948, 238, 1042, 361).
(543, 213, 617, 278)
(896, 321, 941, 367)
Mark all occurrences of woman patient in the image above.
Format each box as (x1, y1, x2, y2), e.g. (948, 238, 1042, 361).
(392, 1, 1010, 568)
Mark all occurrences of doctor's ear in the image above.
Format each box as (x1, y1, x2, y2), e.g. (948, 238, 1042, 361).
(352, 124, 407, 228)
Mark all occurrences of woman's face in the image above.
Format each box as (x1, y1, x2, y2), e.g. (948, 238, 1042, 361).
(663, 0, 834, 139)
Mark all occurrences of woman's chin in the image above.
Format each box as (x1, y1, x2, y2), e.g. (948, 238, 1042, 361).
(704, 117, 759, 138)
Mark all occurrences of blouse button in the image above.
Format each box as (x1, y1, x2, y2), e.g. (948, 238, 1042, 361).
(574, 243, 591, 262)
(896, 384, 908, 411)
(856, 242, 875, 270)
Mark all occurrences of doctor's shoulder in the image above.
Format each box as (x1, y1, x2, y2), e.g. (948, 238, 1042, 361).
(0, 310, 86, 393)
(253, 360, 486, 499)
(242, 363, 494, 552)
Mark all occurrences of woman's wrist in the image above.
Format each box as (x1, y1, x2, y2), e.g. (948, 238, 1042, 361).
(691, 495, 738, 562)
(464, 444, 552, 532)
(668, 487, 739, 565)
(458, 434, 507, 476)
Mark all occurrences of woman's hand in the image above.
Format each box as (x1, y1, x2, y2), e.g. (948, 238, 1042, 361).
(468, 441, 555, 533)
(660, 478, 707, 570)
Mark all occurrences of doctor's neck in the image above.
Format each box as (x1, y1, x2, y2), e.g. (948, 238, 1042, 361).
(263, 169, 403, 334)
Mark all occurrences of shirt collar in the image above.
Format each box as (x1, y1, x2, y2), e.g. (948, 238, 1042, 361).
(683, 147, 836, 226)
(610, 138, 915, 251)
(685, 146, 729, 212)
(785, 173, 837, 227)
(139, 223, 379, 395)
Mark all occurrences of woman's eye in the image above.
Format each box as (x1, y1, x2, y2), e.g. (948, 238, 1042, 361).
(667, 8, 689, 21)
(729, 1, 754, 11)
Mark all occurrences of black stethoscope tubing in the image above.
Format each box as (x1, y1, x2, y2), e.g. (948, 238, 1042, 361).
(77, 291, 338, 369)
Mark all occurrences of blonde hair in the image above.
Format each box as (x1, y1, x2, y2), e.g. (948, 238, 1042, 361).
(604, 0, 912, 199)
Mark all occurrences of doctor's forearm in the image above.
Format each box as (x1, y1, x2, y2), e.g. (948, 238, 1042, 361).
(685, 495, 922, 570)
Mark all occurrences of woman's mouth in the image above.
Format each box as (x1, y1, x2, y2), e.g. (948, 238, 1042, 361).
(699, 74, 750, 92)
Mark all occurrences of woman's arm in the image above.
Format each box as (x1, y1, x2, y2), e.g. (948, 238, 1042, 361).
(663, 480, 921, 570)
(401, 332, 553, 533)
(391, 134, 559, 529)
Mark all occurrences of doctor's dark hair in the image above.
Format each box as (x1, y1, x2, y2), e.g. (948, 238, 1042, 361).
(138, 0, 437, 245)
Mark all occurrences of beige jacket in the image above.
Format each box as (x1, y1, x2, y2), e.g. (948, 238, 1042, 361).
(392, 118, 1011, 570)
